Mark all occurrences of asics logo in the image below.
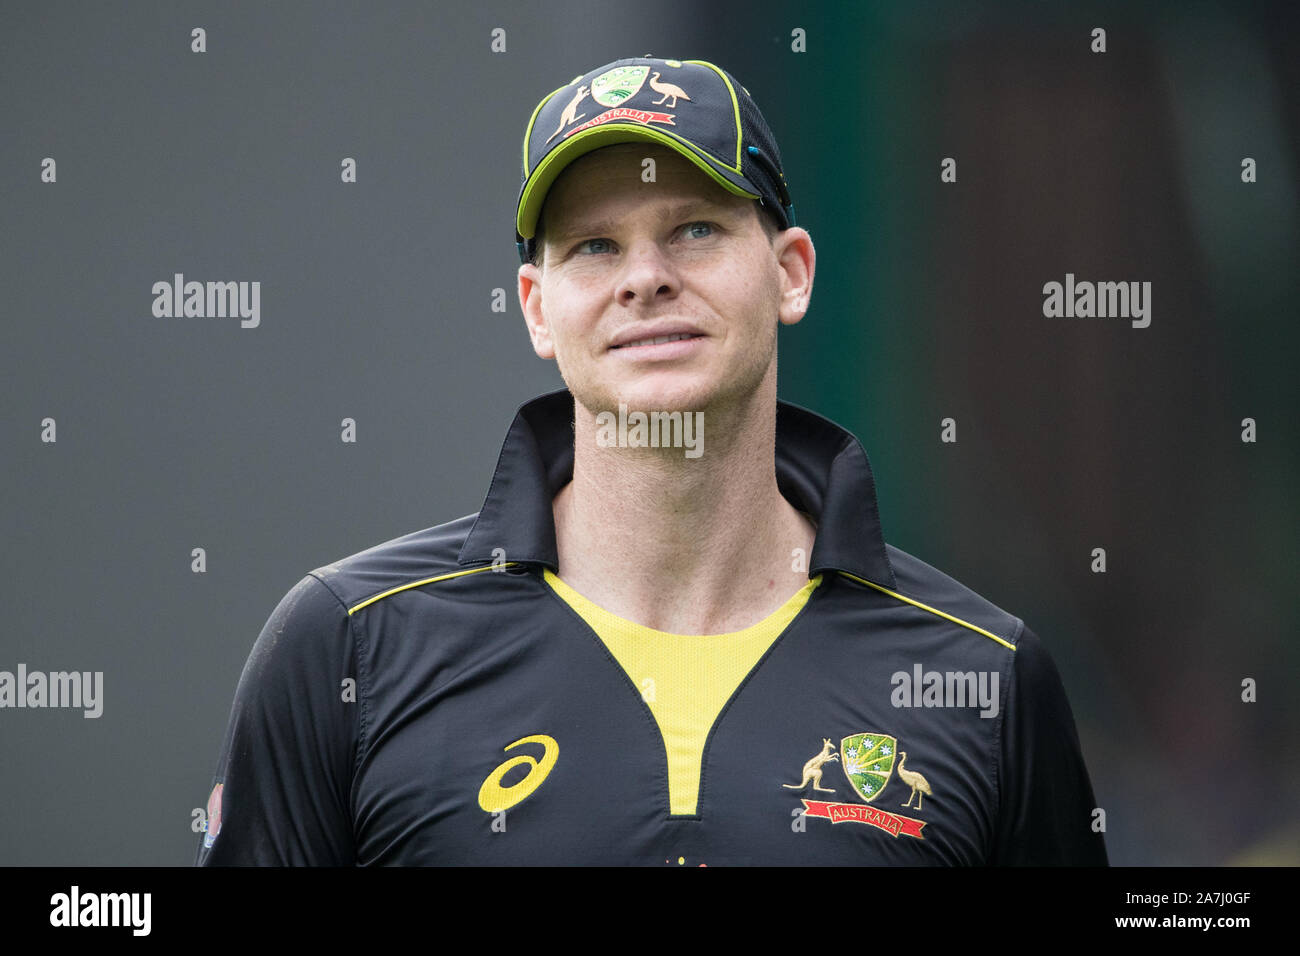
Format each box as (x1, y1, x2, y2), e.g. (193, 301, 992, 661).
(478, 734, 559, 813)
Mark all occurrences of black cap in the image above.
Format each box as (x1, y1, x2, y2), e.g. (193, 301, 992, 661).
(516, 55, 795, 264)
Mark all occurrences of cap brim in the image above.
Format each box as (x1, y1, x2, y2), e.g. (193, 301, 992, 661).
(516, 123, 761, 241)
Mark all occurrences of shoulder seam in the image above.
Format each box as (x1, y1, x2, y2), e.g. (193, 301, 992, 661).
(987, 618, 1022, 860)
(345, 562, 522, 615)
(305, 570, 369, 819)
(836, 570, 1017, 651)
(305, 569, 351, 616)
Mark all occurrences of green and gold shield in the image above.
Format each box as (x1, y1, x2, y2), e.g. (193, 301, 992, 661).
(840, 733, 897, 803)
(590, 66, 648, 107)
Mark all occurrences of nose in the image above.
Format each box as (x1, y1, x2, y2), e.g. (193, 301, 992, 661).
(616, 239, 680, 307)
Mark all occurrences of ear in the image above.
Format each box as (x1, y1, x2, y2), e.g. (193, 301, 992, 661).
(774, 227, 815, 326)
(518, 262, 556, 360)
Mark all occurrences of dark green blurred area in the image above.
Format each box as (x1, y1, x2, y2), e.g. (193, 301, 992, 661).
(707, 0, 1298, 864)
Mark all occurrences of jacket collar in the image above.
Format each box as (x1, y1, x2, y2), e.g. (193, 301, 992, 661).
(459, 388, 896, 589)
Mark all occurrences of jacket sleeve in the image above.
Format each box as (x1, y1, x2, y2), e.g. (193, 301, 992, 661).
(990, 623, 1109, 865)
(195, 573, 361, 866)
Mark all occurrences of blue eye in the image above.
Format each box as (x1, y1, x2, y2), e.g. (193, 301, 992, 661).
(577, 238, 613, 255)
(684, 222, 714, 239)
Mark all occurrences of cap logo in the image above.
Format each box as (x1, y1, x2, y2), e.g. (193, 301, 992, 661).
(545, 85, 591, 145)
(562, 106, 678, 140)
(646, 70, 692, 109)
(546, 66, 695, 143)
(590, 65, 649, 107)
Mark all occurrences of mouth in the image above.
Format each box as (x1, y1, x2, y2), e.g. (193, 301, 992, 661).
(610, 332, 706, 350)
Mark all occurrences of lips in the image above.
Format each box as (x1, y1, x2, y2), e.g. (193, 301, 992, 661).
(609, 323, 706, 349)
(612, 332, 704, 349)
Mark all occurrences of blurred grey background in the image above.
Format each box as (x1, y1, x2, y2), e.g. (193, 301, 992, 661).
(1, 0, 1296, 865)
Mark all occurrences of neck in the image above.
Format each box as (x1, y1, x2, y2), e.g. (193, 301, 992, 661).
(553, 370, 817, 634)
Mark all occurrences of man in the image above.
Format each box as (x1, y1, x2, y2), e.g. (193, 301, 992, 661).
(196, 56, 1106, 865)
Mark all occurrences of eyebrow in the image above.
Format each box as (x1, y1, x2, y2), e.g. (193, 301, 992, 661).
(548, 198, 743, 246)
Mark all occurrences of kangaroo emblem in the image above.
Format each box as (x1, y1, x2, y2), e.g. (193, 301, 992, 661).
(545, 85, 589, 144)
(782, 738, 839, 793)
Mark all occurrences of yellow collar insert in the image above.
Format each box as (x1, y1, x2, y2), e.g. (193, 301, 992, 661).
(544, 568, 823, 816)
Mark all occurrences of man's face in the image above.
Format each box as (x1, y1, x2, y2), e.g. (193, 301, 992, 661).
(517, 142, 813, 418)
